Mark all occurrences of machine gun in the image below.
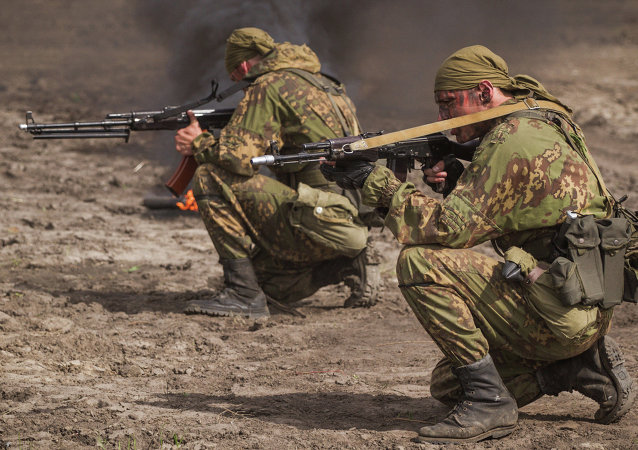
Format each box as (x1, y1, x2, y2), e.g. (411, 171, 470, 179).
(19, 79, 249, 196)
(20, 108, 233, 140)
(251, 132, 478, 190)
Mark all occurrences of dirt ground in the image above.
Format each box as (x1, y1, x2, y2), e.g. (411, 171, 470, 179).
(2, 1, 638, 449)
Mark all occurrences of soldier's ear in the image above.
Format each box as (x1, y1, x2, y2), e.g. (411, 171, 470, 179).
(478, 80, 494, 104)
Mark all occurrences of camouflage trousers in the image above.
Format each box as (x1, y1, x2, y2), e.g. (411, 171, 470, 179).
(191, 163, 369, 303)
(396, 244, 613, 407)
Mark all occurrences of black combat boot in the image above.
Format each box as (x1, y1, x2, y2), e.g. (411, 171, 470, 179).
(184, 258, 269, 319)
(416, 354, 518, 444)
(536, 335, 635, 424)
(342, 247, 380, 308)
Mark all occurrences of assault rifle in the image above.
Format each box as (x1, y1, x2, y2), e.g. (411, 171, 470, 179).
(19, 79, 248, 196)
(251, 132, 478, 189)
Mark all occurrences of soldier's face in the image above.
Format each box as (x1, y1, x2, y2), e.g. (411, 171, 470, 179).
(435, 89, 486, 143)
(230, 61, 250, 82)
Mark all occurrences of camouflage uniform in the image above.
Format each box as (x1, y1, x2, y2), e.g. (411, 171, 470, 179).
(190, 42, 369, 303)
(361, 109, 613, 406)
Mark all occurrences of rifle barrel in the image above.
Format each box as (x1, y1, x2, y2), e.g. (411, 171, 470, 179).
(251, 151, 330, 166)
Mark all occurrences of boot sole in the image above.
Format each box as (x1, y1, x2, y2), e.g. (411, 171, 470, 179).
(596, 336, 635, 424)
(184, 303, 270, 319)
(415, 425, 516, 444)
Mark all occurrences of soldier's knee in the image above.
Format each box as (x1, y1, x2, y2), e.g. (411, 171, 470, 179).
(193, 164, 224, 197)
(396, 245, 439, 284)
(397, 245, 421, 271)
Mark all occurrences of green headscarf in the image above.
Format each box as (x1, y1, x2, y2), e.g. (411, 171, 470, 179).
(434, 45, 571, 113)
(224, 27, 276, 75)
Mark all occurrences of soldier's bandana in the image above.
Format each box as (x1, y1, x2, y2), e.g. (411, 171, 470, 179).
(225, 27, 276, 75)
(434, 45, 571, 113)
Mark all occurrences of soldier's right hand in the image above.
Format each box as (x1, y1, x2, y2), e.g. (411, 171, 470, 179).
(175, 110, 203, 156)
(423, 159, 448, 186)
(422, 156, 465, 197)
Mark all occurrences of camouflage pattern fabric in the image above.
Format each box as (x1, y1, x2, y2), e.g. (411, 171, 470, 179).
(361, 112, 613, 402)
(398, 244, 611, 405)
(193, 42, 360, 177)
(193, 163, 367, 302)
(363, 114, 610, 248)
(190, 42, 368, 301)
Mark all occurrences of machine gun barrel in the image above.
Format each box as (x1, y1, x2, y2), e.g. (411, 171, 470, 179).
(18, 78, 238, 196)
(20, 108, 235, 139)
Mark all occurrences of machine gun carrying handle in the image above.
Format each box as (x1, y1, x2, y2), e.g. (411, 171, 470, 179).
(151, 80, 219, 121)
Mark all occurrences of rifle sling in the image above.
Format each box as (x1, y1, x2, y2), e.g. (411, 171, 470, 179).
(348, 98, 571, 150)
(215, 79, 253, 102)
(511, 108, 615, 211)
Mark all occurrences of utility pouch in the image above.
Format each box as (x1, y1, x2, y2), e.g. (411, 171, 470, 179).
(548, 257, 583, 306)
(289, 183, 367, 257)
(597, 218, 632, 308)
(622, 222, 638, 302)
(561, 215, 605, 306)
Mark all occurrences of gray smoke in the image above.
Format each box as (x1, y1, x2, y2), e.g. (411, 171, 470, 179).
(134, 0, 571, 131)
(135, 0, 325, 107)
(134, 0, 638, 131)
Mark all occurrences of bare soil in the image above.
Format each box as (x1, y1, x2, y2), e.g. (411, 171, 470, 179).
(2, 1, 638, 449)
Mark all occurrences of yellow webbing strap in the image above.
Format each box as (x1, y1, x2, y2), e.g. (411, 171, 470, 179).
(348, 99, 570, 150)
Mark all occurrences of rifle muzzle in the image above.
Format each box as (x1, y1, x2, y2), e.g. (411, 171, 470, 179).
(251, 155, 275, 166)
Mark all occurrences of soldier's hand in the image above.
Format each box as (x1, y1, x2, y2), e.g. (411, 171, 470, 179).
(422, 155, 465, 197)
(320, 160, 374, 190)
(423, 159, 447, 185)
(175, 110, 203, 156)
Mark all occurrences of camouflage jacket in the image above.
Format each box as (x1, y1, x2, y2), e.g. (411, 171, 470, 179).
(192, 42, 360, 179)
(362, 111, 611, 251)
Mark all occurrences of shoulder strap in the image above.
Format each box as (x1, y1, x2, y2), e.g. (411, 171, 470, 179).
(281, 68, 360, 136)
(284, 68, 344, 95)
(215, 78, 254, 102)
(512, 108, 615, 211)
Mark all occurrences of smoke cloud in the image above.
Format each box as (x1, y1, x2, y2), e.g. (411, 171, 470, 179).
(132, 0, 638, 142)
(133, 0, 575, 131)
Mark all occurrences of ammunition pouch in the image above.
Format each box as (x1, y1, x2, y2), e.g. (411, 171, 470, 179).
(620, 209, 638, 303)
(548, 214, 632, 309)
(508, 108, 638, 307)
(625, 241, 638, 303)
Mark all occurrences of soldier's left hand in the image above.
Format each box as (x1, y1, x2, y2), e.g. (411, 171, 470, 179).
(320, 160, 374, 190)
